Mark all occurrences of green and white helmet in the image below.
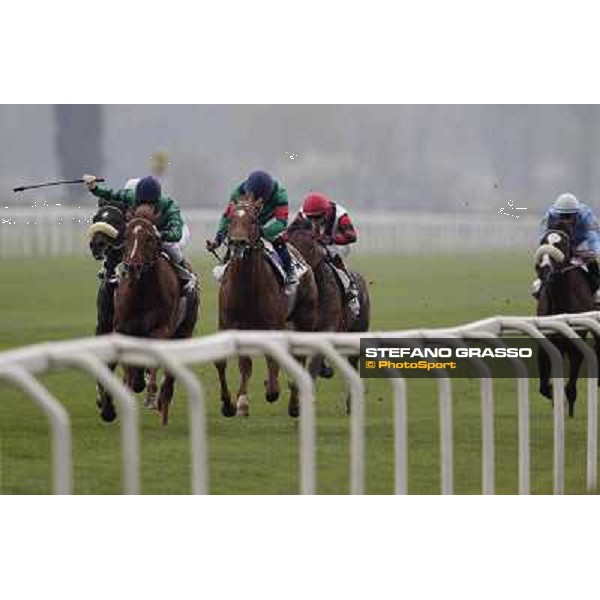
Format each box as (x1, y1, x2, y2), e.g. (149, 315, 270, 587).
(553, 192, 580, 214)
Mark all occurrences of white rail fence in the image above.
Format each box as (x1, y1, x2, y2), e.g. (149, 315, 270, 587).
(0, 313, 598, 495)
(0, 208, 538, 256)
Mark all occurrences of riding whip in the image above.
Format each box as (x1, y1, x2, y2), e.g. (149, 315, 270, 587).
(13, 178, 106, 193)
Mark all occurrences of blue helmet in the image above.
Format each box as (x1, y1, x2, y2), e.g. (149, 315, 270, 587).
(244, 171, 274, 200)
(135, 176, 161, 204)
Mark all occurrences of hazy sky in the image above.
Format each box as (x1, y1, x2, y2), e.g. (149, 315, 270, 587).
(1, 105, 598, 217)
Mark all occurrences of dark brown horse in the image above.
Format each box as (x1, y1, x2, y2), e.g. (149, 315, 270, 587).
(215, 197, 318, 417)
(535, 226, 594, 416)
(286, 218, 370, 406)
(114, 204, 199, 424)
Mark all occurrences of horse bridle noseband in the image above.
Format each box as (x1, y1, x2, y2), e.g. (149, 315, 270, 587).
(123, 216, 161, 274)
(229, 201, 262, 255)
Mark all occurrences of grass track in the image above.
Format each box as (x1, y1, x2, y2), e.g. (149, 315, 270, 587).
(0, 252, 593, 494)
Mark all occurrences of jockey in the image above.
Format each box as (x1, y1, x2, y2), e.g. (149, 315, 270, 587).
(206, 170, 298, 284)
(293, 192, 360, 315)
(534, 192, 600, 298)
(83, 174, 197, 292)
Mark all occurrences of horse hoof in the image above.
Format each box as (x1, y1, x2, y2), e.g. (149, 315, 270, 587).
(320, 364, 334, 379)
(100, 404, 117, 423)
(539, 384, 553, 401)
(144, 395, 158, 410)
(265, 390, 280, 403)
(131, 370, 146, 394)
(221, 402, 236, 418)
(288, 403, 300, 418)
(236, 405, 249, 417)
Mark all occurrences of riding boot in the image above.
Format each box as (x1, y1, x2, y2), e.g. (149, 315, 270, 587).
(176, 259, 198, 293)
(331, 255, 360, 316)
(273, 238, 298, 284)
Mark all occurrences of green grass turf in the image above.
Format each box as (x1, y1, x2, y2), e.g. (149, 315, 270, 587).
(0, 252, 593, 494)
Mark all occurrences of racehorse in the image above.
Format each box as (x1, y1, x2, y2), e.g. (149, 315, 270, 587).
(286, 217, 370, 412)
(87, 200, 127, 422)
(534, 225, 595, 417)
(114, 203, 199, 424)
(215, 197, 318, 418)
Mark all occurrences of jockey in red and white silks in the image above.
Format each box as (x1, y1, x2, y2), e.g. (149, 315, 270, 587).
(290, 193, 360, 316)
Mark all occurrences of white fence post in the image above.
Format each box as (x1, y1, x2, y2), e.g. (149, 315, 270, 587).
(1, 314, 599, 494)
(0, 366, 72, 494)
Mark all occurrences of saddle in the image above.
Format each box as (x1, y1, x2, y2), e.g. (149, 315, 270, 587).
(212, 241, 308, 291)
(262, 240, 308, 287)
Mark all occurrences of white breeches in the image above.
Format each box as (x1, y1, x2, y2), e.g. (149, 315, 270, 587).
(163, 223, 190, 263)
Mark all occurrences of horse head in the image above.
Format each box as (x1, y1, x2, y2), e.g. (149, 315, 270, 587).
(228, 196, 261, 257)
(534, 228, 573, 284)
(123, 203, 161, 279)
(87, 201, 127, 260)
(286, 217, 326, 271)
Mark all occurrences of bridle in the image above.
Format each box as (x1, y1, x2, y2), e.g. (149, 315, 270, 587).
(123, 215, 161, 278)
(228, 199, 262, 258)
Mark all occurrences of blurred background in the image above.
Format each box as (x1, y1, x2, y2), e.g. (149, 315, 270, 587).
(2, 104, 598, 255)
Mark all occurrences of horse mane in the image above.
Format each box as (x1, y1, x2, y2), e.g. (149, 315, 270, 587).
(287, 217, 313, 234)
(132, 203, 157, 223)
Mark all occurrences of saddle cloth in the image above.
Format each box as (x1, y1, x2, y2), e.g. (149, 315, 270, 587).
(262, 240, 308, 287)
(211, 242, 308, 290)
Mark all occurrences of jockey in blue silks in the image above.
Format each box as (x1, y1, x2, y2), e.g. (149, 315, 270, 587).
(533, 192, 600, 298)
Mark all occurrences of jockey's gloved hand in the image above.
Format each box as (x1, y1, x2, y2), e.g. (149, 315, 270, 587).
(83, 174, 97, 190)
(206, 232, 224, 251)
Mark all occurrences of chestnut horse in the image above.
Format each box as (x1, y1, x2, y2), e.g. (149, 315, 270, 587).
(286, 218, 370, 410)
(535, 225, 595, 417)
(114, 204, 199, 424)
(215, 197, 318, 417)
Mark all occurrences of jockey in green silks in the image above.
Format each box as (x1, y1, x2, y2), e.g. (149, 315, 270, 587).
(83, 174, 197, 291)
(206, 170, 298, 284)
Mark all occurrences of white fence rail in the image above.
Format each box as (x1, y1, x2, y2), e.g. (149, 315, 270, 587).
(0, 313, 598, 494)
(0, 208, 539, 256)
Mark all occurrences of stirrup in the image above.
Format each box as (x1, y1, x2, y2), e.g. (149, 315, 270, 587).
(286, 270, 299, 285)
(182, 271, 198, 293)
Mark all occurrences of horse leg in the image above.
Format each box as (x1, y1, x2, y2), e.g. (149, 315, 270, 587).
(566, 343, 584, 418)
(264, 355, 281, 403)
(95, 281, 116, 419)
(538, 341, 553, 401)
(129, 367, 146, 393)
(308, 354, 324, 380)
(158, 371, 175, 426)
(145, 368, 159, 410)
(236, 356, 253, 416)
(288, 355, 308, 418)
(216, 359, 235, 417)
(96, 361, 117, 422)
(344, 354, 361, 415)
